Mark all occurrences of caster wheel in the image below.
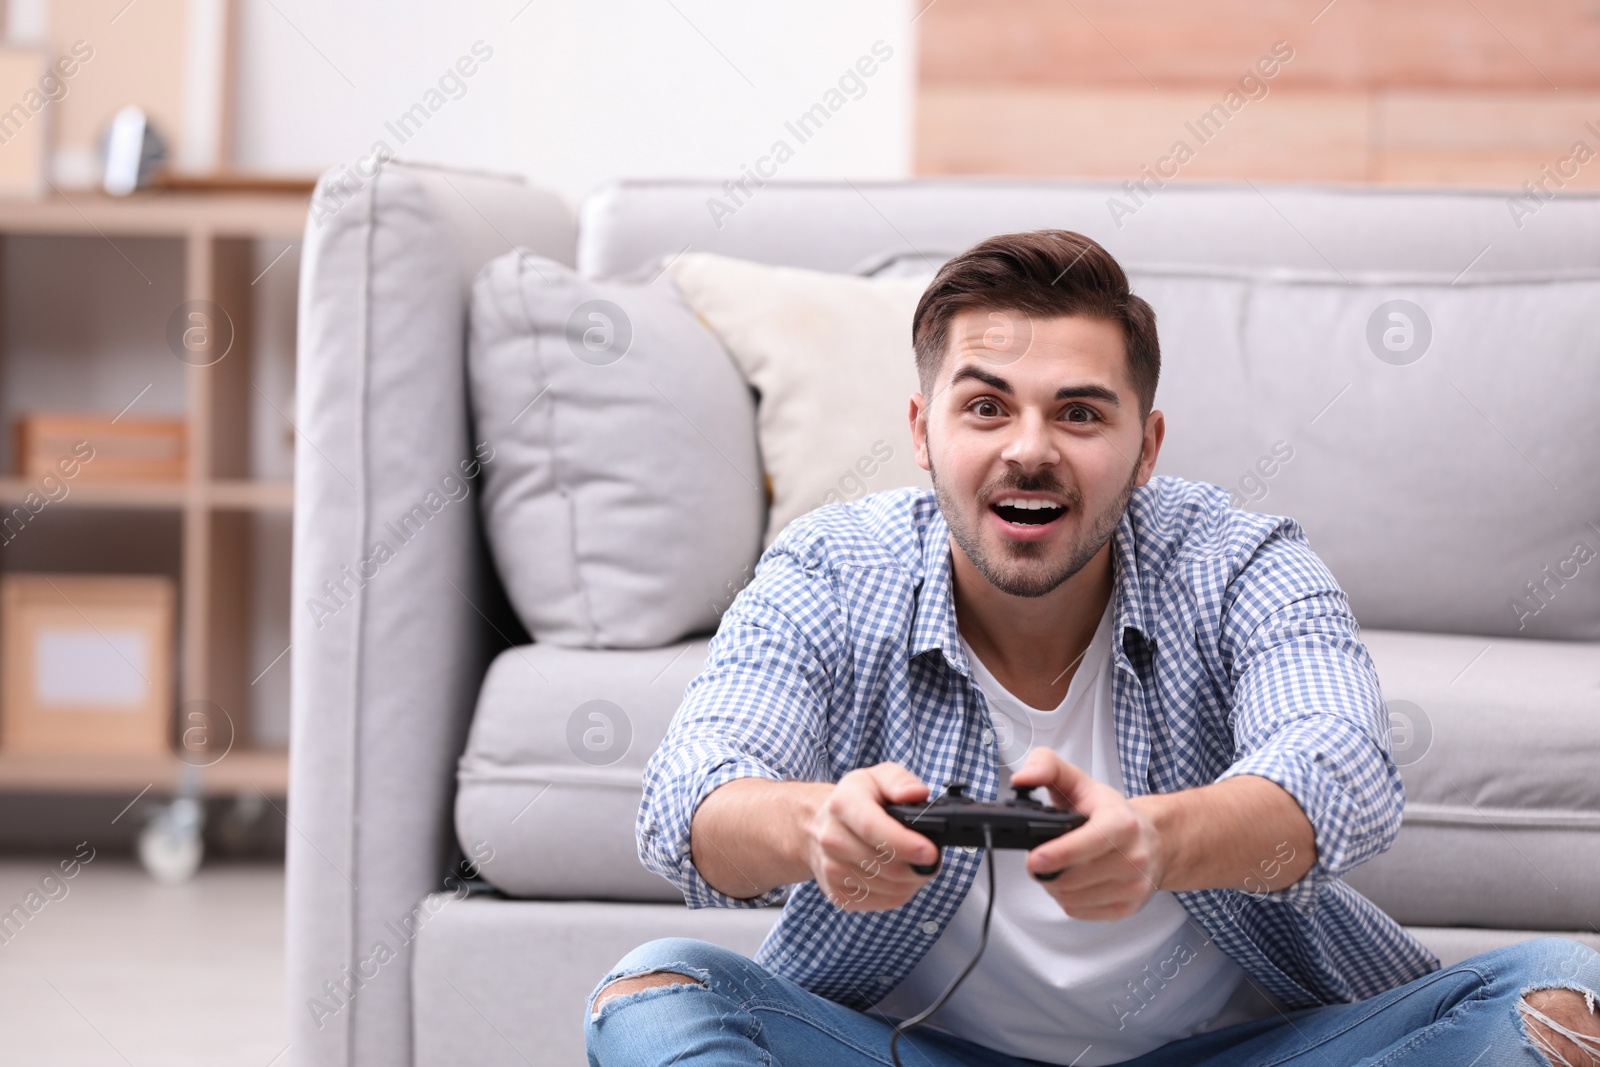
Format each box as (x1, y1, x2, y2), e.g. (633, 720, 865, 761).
(138, 797, 205, 884)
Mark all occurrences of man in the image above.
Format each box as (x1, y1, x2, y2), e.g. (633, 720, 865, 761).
(585, 231, 1600, 1066)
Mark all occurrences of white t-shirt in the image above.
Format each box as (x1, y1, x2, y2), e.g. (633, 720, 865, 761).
(874, 600, 1276, 1065)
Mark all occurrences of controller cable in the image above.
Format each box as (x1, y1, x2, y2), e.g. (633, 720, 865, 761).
(888, 822, 996, 1067)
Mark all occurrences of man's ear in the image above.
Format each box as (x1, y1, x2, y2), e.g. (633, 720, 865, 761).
(1135, 409, 1166, 486)
(909, 392, 931, 472)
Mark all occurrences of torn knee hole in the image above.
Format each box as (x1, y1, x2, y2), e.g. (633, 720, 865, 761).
(593, 971, 706, 1014)
(1519, 987, 1600, 1067)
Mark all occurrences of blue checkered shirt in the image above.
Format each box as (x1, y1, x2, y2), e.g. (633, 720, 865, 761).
(638, 477, 1439, 1011)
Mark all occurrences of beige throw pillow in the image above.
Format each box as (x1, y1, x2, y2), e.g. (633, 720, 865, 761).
(665, 252, 934, 547)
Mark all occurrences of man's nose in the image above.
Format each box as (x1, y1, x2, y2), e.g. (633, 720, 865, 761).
(1001, 409, 1060, 468)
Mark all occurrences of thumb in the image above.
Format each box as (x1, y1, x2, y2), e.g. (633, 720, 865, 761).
(1010, 749, 1094, 807)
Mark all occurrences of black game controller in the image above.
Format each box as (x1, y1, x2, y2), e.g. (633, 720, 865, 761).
(886, 782, 1088, 875)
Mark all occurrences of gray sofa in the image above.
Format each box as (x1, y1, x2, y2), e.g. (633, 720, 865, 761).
(287, 163, 1600, 1067)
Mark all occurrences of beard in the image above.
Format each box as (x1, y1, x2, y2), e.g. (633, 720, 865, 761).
(930, 445, 1140, 599)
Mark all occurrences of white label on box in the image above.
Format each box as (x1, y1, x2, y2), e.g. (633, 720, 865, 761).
(35, 626, 150, 707)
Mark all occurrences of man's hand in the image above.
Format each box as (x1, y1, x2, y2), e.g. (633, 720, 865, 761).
(1009, 748, 1168, 921)
(689, 763, 945, 906)
(1008, 746, 1319, 921)
(801, 762, 943, 911)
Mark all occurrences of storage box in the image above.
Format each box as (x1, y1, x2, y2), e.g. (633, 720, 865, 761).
(1, 574, 175, 755)
(15, 411, 186, 482)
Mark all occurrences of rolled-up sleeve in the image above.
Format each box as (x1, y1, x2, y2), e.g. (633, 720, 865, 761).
(1213, 520, 1404, 914)
(637, 541, 843, 909)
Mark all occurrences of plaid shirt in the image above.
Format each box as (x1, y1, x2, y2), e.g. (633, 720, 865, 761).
(638, 477, 1439, 1011)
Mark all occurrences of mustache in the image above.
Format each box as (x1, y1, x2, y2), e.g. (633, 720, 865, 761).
(980, 478, 1082, 507)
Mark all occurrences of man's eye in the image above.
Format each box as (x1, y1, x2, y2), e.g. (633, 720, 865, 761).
(1064, 405, 1098, 423)
(969, 399, 1001, 418)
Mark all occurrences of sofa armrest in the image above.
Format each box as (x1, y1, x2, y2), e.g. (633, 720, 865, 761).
(288, 161, 576, 1067)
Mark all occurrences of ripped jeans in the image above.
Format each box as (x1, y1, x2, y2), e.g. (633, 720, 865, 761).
(585, 935, 1600, 1067)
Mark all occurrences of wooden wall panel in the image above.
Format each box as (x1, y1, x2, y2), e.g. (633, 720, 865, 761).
(916, 3, 1600, 188)
(917, 88, 1372, 180)
(920, 0, 1600, 91)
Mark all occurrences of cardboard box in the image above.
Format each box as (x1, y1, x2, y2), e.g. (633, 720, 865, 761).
(15, 411, 186, 482)
(1, 574, 175, 755)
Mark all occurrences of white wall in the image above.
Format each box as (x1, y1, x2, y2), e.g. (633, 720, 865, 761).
(233, 0, 917, 204)
(1, 3, 915, 750)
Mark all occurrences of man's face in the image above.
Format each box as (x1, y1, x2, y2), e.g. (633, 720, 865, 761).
(910, 309, 1165, 598)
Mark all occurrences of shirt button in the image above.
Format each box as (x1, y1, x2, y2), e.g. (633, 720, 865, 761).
(981, 728, 995, 746)
(877, 975, 893, 984)
(920, 920, 939, 935)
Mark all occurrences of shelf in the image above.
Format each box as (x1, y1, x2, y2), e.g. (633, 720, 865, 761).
(0, 192, 309, 799)
(0, 477, 293, 511)
(0, 748, 289, 796)
(0, 190, 310, 240)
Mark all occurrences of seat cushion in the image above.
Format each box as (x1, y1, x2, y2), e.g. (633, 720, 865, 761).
(468, 252, 764, 649)
(409, 894, 1600, 1067)
(1343, 629, 1600, 930)
(455, 638, 713, 901)
(412, 897, 779, 1067)
(460, 627, 1600, 931)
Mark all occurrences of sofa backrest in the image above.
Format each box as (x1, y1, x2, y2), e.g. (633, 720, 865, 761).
(574, 180, 1600, 641)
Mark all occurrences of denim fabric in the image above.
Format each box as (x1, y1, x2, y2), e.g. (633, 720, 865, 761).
(586, 936, 1600, 1067)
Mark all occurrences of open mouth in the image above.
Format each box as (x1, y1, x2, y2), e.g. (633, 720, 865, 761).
(988, 499, 1067, 527)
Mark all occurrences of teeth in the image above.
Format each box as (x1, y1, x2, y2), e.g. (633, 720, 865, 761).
(994, 497, 1063, 510)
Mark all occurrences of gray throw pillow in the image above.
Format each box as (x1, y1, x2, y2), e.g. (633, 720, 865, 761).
(469, 251, 764, 648)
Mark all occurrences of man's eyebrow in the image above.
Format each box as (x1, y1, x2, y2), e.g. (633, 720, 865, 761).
(947, 365, 1122, 407)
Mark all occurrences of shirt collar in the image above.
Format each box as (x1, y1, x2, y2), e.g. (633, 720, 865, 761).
(909, 505, 1150, 676)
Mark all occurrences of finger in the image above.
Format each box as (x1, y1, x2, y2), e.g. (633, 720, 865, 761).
(834, 772, 939, 869)
(1008, 749, 1096, 809)
(1030, 860, 1122, 893)
(821, 804, 937, 884)
(823, 859, 926, 911)
(1050, 880, 1149, 911)
(1035, 795, 1148, 872)
(1027, 823, 1115, 876)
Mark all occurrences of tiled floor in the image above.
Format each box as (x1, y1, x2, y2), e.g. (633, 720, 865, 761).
(0, 857, 286, 1066)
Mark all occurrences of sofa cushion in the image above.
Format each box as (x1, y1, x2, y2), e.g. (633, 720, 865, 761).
(664, 252, 935, 548)
(577, 179, 1600, 287)
(468, 252, 764, 648)
(1137, 266, 1600, 640)
(1342, 629, 1600, 930)
(412, 898, 780, 1067)
(579, 181, 1600, 641)
(455, 637, 714, 901)
(410, 898, 1600, 1067)
(459, 621, 1599, 930)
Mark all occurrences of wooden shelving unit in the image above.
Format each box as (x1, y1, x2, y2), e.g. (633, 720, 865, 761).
(0, 189, 308, 797)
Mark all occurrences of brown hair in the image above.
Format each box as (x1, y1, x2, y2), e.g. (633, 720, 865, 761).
(911, 230, 1160, 418)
